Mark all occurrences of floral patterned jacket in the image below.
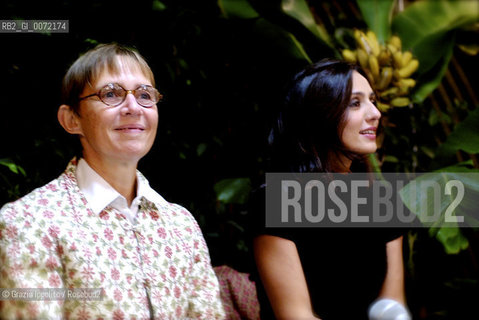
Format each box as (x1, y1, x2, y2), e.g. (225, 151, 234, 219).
(0, 159, 225, 319)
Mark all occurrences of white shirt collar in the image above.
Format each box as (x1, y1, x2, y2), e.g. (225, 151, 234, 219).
(75, 158, 168, 215)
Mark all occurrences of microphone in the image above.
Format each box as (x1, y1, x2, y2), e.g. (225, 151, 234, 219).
(368, 298, 412, 320)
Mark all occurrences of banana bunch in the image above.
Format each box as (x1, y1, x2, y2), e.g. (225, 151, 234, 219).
(342, 30, 419, 112)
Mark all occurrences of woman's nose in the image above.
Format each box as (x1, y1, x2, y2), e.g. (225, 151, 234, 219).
(368, 101, 381, 121)
(121, 93, 142, 115)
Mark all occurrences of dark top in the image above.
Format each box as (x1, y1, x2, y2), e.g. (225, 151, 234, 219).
(249, 185, 406, 320)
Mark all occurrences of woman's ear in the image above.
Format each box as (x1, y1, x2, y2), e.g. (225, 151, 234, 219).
(58, 105, 82, 135)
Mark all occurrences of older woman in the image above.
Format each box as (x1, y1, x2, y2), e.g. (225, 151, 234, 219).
(0, 43, 224, 319)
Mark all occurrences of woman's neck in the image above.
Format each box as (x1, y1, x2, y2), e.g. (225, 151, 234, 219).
(82, 156, 138, 206)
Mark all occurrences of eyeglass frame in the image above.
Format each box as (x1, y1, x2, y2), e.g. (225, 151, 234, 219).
(78, 83, 163, 107)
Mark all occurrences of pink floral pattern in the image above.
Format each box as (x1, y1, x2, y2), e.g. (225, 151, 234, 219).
(214, 265, 260, 320)
(0, 159, 225, 319)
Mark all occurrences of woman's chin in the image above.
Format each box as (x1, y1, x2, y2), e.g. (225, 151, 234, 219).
(349, 145, 378, 156)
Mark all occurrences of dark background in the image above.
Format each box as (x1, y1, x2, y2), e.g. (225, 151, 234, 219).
(1, 1, 478, 319)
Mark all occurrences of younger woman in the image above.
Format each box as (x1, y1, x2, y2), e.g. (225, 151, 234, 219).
(253, 59, 409, 319)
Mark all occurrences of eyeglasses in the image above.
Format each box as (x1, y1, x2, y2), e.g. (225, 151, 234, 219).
(78, 83, 163, 107)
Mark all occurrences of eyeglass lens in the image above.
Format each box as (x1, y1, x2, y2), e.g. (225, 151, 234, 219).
(99, 83, 160, 107)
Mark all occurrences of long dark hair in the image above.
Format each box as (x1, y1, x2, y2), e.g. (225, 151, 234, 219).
(267, 58, 372, 173)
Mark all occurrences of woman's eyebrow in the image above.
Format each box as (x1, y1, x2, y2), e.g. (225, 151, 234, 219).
(351, 91, 375, 98)
(351, 91, 365, 97)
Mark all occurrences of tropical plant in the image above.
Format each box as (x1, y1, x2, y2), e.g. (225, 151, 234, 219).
(1, 0, 477, 317)
(214, 1, 479, 318)
(216, 0, 479, 253)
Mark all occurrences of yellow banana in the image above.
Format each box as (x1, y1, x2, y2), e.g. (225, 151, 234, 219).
(355, 29, 372, 55)
(396, 59, 419, 78)
(398, 85, 409, 95)
(380, 87, 399, 98)
(376, 101, 391, 112)
(387, 44, 398, 54)
(398, 78, 416, 88)
(389, 35, 402, 51)
(366, 30, 380, 57)
(402, 51, 413, 67)
(364, 70, 375, 84)
(342, 49, 357, 63)
(357, 48, 369, 70)
(393, 51, 403, 69)
(377, 67, 393, 90)
(378, 49, 391, 66)
(391, 97, 411, 107)
(369, 55, 380, 81)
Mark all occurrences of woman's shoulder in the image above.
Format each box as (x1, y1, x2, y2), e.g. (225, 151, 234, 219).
(1, 174, 68, 214)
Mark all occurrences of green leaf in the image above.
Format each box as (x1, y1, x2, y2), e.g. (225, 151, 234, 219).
(458, 44, 479, 56)
(437, 107, 479, 156)
(392, 0, 479, 50)
(367, 153, 382, 173)
(383, 155, 399, 163)
(287, 33, 312, 64)
(436, 160, 476, 173)
(356, 0, 395, 43)
(456, 23, 479, 55)
(420, 146, 435, 159)
(413, 29, 456, 76)
(428, 109, 439, 126)
(392, 0, 478, 102)
(428, 108, 452, 126)
(227, 220, 245, 232)
(434, 226, 469, 254)
(214, 178, 251, 204)
(281, 0, 332, 45)
(253, 18, 312, 63)
(218, 0, 259, 19)
(196, 143, 207, 157)
(411, 33, 455, 103)
(152, 0, 167, 11)
(399, 170, 479, 253)
(0, 158, 26, 176)
(84, 38, 99, 45)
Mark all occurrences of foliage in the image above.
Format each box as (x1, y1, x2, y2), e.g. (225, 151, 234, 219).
(214, 1, 479, 318)
(391, 0, 479, 102)
(437, 107, 479, 156)
(0, 158, 26, 200)
(214, 178, 251, 205)
(356, 0, 395, 43)
(348, 0, 479, 256)
(217, 0, 479, 251)
(399, 169, 479, 254)
(0, 0, 478, 318)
